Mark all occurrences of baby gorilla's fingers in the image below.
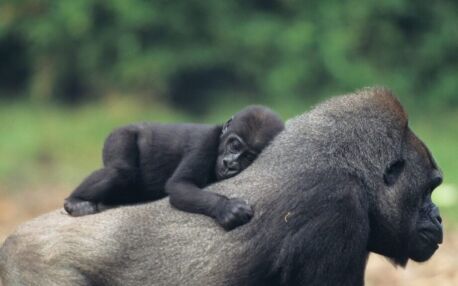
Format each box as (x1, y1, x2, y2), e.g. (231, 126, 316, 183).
(64, 198, 98, 217)
(215, 198, 254, 231)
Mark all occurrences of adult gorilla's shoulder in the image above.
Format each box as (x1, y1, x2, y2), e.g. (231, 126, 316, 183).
(0, 87, 443, 286)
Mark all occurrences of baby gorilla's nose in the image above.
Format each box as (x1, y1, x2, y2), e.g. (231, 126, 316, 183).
(223, 158, 239, 170)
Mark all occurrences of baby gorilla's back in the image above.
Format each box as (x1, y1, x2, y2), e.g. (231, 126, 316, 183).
(136, 123, 222, 199)
(64, 123, 221, 214)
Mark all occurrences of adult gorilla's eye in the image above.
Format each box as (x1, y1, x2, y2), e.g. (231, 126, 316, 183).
(229, 139, 242, 153)
(383, 159, 405, 186)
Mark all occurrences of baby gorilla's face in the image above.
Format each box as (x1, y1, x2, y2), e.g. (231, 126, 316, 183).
(216, 133, 258, 180)
(215, 105, 284, 181)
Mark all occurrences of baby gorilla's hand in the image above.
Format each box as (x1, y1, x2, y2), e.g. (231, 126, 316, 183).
(215, 198, 254, 231)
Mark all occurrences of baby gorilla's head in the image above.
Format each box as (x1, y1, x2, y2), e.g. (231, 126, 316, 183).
(216, 105, 284, 180)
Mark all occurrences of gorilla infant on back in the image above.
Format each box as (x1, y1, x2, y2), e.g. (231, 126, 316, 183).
(64, 105, 284, 230)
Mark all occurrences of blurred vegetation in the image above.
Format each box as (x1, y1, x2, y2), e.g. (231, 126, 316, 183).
(0, 1, 457, 220)
(0, 0, 457, 112)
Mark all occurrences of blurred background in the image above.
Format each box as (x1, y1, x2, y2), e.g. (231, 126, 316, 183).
(0, 1, 456, 285)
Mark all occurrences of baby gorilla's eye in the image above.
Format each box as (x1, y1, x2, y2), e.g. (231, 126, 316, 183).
(229, 139, 242, 153)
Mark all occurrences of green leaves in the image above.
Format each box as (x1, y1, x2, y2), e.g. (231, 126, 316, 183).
(0, 0, 457, 108)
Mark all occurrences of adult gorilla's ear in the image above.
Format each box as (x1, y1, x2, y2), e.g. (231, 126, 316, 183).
(221, 116, 234, 136)
(383, 159, 405, 186)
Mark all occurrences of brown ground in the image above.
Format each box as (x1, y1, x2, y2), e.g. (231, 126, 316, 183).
(0, 189, 456, 285)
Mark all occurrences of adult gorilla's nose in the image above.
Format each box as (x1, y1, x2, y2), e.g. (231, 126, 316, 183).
(431, 206, 443, 225)
(429, 205, 443, 232)
(436, 214, 442, 224)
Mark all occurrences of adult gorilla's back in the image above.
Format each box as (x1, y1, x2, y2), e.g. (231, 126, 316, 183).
(0, 87, 443, 286)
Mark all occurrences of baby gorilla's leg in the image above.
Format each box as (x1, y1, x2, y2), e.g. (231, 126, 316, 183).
(64, 167, 139, 216)
(65, 126, 141, 216)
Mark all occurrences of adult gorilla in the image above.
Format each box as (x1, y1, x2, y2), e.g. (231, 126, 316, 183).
(0, 87, 443, 286)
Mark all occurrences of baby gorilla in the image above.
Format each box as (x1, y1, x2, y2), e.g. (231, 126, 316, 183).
(64, 105, 284, 230)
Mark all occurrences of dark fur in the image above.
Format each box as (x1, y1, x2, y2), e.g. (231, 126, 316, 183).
(228, 88, 443, 285)
(0, 87, 443, 286)
(64, 105, 284, 230)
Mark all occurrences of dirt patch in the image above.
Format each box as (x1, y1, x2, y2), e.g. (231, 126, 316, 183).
(0, 189, 456, 285)
(0, 187, 67, 242)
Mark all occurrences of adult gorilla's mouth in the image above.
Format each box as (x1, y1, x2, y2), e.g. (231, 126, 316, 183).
(420, 222, 443, 244)
(419, 231, 441, 249)
(408, 228, 442, 262)
(409, 244, 438, 262)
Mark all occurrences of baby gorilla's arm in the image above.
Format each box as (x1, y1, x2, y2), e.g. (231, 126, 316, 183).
(165, 152, 253, 231)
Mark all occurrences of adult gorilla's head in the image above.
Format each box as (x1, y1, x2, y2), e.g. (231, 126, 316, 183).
(362, 97, 443, 265)
(304, 87, 443, 266)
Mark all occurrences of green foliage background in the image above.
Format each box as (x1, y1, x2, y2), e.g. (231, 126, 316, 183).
(0, 1, 457, 220)
(1, 0, 457, 108)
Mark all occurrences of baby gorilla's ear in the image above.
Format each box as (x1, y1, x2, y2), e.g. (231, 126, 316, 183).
(221, 116, 234, 136)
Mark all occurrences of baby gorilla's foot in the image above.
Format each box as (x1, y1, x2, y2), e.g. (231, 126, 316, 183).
(215, 198, 254, 231)
(64, 199, 98, 217)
